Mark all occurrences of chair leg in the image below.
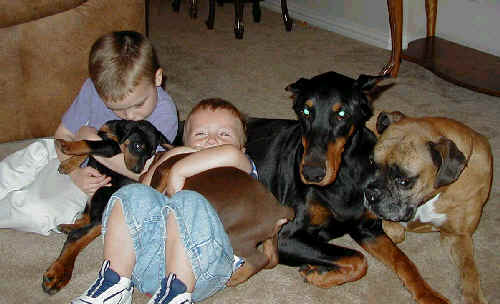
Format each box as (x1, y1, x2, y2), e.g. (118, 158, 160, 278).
(189, 0, 198, 18)
(281, 0, 293, 31)
(234, 0, 244, 39)
(206, 0, 216, 29)
(252, 0, 261, 23)
(172, 0, 181, 12)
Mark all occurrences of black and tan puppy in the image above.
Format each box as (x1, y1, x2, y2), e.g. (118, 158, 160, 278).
(42, 120, 169, 294)
(364, 111, 493, 304)
(147, 152, 295, 287)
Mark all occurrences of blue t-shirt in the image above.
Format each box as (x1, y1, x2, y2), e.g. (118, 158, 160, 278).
(61, 78, 178, 142)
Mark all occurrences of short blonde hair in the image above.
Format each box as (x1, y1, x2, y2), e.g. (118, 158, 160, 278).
(89, 31, 159, 103)
(183, 98, 247, 146)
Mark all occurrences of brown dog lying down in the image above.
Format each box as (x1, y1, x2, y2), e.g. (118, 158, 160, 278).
(364, 111, 493, 304)
(146, 151, 295, 286)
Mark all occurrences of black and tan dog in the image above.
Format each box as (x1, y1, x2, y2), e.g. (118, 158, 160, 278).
(364, 111, 493, 304)
(246, 72, 449, 303)
(147, 152, 295, 287)
(42, 120, 169, 294)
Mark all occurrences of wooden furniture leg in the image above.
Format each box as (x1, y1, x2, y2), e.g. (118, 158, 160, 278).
(281, 0, 293, 32)
(234, 0, 244, 39)
(203, 0, 292, 39)
(402, 0, 500, 96)
(425, 0, 438, 37)
(172, 0, 181, 12)
(252, 0, 262, 22)
(381, 0, 402, 77)
(206, 0, 216, 29)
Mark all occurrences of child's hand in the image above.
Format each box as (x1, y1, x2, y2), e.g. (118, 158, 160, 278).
(69, 166, 111, 197)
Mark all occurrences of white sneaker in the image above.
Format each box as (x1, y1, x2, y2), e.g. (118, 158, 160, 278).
(147, 273, 192, 304)
(71, 260, 133, 304)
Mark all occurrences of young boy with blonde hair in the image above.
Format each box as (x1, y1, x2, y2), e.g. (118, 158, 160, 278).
(73, 98, 257, 304)
(0, 31, 178, 235)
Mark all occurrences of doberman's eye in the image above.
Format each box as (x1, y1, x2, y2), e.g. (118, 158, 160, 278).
(303, 107, 311, 116)
(336, 109, 349, 120)
(133, 142, 144, 152)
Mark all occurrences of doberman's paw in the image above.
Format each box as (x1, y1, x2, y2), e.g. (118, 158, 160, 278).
(226, 270, 248, 287)
(56, 224, 74, 234)
(42, 260, 73, 295)
(416, 293, 450, 304)
(226, 264, 254, 287)
(57, 160, 73, 175)
(299, 262, 367, 289)
(55, 139, 70, 154)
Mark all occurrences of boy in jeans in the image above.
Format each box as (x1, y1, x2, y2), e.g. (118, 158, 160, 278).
(73, 99, 258, 304)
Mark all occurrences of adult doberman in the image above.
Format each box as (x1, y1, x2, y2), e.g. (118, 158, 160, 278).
(246, 71, 449, 304)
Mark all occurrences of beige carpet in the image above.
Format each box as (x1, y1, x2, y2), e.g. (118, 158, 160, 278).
(1, 1, 499, 303)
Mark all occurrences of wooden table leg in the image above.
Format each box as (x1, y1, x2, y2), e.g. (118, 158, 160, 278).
(381, 0, 403, 77)
(425, 0, 438, 37)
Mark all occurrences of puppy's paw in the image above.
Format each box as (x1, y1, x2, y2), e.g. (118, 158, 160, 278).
(58, 159, 74, 175)
(57, 155, 87, 174)
(42, 260, 74, 295)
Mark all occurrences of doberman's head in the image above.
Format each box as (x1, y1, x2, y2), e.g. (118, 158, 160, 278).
(109, 120, 171, 173)
(286, 72, 387, 186)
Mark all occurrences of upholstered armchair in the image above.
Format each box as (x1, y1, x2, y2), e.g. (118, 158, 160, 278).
(0, 0, 145, 143)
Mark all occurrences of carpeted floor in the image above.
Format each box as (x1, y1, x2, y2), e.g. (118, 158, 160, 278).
(0, 1, 498, 303)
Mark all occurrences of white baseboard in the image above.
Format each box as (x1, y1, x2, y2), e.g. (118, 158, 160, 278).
(262, 0, 402, 50)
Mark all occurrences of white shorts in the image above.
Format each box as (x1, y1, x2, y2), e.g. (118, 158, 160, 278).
(0, 139, 88, 235)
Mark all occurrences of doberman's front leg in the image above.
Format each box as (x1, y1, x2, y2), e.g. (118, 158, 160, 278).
(278, 234, 368, 288)
(42, 224, 102, 295)
(56, 139, 121, 157)
(352, 217, 449, 304)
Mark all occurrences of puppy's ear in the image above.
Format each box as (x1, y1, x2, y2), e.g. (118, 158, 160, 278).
(119, 125, 136, 144)
(157, 131, 172, 150)
(427, 137, 467, 188)
(376, 111, 406, 134)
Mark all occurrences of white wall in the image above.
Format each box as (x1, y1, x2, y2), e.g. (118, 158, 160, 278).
(263, 0, 500, 56)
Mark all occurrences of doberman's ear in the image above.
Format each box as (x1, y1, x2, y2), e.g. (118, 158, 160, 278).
(157, 131, 173, 151)
(427, 137, 467, 188)
(118, 124, 136, 144)
(376, 111, 406, 135)
(285, 77, 309, 94)
(353, 74, 390, 92)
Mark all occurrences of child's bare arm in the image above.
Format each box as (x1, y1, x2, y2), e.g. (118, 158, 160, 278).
(167, 145, 252, 195)
(140, 146, 198, 186)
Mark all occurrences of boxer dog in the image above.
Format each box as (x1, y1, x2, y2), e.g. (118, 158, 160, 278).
(364, 111, 493, 304)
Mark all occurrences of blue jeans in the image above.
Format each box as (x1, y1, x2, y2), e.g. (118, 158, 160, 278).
(102, 184, 234, 302)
